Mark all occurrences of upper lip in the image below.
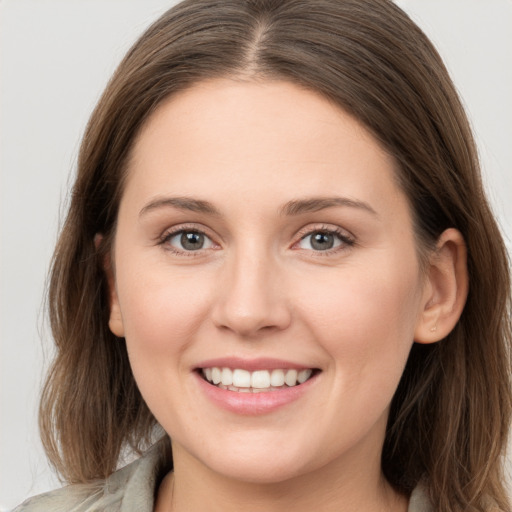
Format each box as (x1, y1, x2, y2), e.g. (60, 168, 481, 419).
(195, 357, 316, 372)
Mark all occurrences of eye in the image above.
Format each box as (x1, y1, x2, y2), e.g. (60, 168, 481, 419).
(163, 229, 215, 252)
(296, 228, 354, 252)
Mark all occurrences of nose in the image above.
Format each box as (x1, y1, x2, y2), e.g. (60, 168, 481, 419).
(211, 249, 292, 338)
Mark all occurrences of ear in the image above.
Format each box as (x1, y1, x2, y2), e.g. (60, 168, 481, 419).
(95, 234, 125, 338)
(414, 228, 468, 344)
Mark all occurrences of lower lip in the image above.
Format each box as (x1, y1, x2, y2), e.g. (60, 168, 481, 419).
(194, 371, 318, 415)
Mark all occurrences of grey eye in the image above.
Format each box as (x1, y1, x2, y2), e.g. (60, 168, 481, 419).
(298, 231, 343, 251)
(181, 232, 204, 250)
(168, 231, 214, 251)
(311, 232, 335, 250)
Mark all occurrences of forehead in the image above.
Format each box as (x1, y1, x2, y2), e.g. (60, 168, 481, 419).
(123, 78, 406, 219)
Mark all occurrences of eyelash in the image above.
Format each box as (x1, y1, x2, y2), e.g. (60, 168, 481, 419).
(294, 224, 355, 256)
(158, 224, 355, 257)
(158, 224, 217, 258)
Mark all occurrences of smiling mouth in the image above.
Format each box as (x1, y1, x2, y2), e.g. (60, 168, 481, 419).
(199, 367, 318, 393)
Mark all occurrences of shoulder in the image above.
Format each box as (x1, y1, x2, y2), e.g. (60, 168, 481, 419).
(12, 482, 105, 512)
(13, 439, 170, 512)
(408, 481, 433, 512)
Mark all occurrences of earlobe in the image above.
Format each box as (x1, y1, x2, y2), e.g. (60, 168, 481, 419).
(414, 228, 468, 344)
(108, 285, 125, 338)
(96, 234, 125, 338)
(106, 263, 125, 338)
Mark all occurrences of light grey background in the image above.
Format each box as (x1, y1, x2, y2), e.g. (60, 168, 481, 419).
(1, 1, 511, 509)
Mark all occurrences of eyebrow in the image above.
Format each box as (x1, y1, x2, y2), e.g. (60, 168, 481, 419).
(280, 196, 378, 217)
(139, 196, 221, 217)
(139, 195, 377, 218)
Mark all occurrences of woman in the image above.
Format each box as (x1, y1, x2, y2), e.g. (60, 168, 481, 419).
(15, 0, 511, 511)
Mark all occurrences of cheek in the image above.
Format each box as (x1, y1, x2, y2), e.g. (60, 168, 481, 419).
(116, 265, 213, 357)
(115, 267, 215, 425)
(295, 256, 422, 380)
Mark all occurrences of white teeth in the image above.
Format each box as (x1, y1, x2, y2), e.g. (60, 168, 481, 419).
(251, 370, 270, 389)
(211, 367, 221, 385)
(284, 369, 298, 386)
(201, 366, 314, 392)
(221, 367, 233, 386)
(232, 369, 251, 388)
(270, 369, 285, 387)
(298, 369, 312, 384)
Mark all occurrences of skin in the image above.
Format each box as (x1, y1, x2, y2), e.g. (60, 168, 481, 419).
(107, 79, 468, 511)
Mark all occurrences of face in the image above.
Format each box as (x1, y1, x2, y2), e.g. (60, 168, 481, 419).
(108, 79, 430, 485)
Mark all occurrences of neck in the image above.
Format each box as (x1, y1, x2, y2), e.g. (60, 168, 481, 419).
(156, 440, 408, 512)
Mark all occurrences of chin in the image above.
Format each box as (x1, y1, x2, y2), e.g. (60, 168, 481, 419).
(184, 437, 323, 485)
(209, 457, 310, 485)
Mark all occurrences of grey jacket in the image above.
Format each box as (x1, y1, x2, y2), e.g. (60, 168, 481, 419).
(14, 442, 433, 512)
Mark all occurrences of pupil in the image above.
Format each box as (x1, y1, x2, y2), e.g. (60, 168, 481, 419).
(181, 232, 204, 250)
(311, 232, 334, 250)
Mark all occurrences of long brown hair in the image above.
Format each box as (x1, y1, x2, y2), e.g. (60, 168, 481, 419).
(40, 1, 512, 510)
